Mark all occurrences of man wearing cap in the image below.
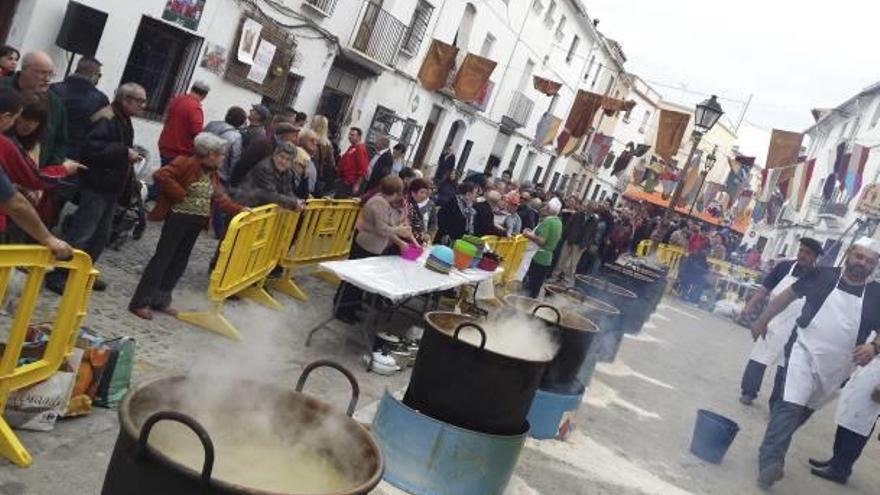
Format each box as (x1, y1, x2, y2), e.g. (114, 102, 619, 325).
(752, 238, 880, 489)
(157, 81, 209, 165)
(242, 104, 271, 150)
(738, 237, 823, 407)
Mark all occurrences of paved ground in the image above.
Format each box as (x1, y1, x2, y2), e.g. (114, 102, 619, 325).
(0, 222, 878, 494)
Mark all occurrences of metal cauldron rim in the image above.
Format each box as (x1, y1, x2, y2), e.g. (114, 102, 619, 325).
(116, 373, 384, 495)
(423, 311, 556, 364)
(574, 274, 638, 299)
(603, 263, 658, 282)
(502, 294, 599, 334)
(542, 284, 621, 316)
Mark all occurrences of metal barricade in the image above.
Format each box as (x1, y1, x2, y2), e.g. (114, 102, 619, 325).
(177, 205, 300, 340)
(268, 199, 360, 301)
(0, 247, 96, 467)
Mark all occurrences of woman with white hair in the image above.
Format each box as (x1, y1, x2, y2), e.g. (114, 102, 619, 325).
(129, 132, 243, 320)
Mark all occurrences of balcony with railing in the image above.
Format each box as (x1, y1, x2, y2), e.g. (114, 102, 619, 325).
(302, 0, 338, 16)
(350, 1, 408, 69)
(502, 90, 536, 129)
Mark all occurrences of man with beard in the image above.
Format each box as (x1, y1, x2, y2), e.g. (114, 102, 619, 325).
(752, 238, 880, 489)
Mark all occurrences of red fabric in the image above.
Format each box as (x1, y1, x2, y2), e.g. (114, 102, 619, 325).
(687, 233, 708, 254)
(854, 147, 869, 195)
(158, 94, 204, 158)
(0, 135, 69, 230)
(337, 143, 369, 187)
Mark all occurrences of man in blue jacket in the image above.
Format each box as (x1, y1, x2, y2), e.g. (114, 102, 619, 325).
(50, 56, 109, 161)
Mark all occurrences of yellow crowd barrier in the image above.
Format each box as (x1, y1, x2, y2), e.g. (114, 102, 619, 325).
(177, 205, 300, 340)
(268, 199, 360, 301)
(482, 234, 527, 289)
(0, 247, 96, 467)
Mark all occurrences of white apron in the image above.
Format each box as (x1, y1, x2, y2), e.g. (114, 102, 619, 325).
(835, 355, 880, 436)
(783, 277, 864, 409)
(749, 263, 804, 367)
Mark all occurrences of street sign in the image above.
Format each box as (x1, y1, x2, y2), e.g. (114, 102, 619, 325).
(856, 183, 880, 218)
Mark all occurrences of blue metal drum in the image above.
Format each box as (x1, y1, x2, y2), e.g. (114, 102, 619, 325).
(372, 392, 527, 495)
(526, 387, 584, 440)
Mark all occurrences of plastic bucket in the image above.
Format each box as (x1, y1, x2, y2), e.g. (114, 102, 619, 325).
(690, 409, 739, 464)
(453, 250, 475, 270)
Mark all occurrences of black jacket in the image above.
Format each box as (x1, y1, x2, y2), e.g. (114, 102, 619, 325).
(435, 196, 468, 244)
(365, 149, 393, 191)
(473, 201, 505, 237)
(563, 211, 597, 248)
(517, 205, 539, 231)
(50, 75, 109, 161)
(434, 152, 456, 181)
(81, 103, 133, 194)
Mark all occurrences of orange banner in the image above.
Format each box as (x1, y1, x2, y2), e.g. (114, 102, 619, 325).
(655, 109, 690, 162)
(453, 54, 497, 102)
(533, 75, 562, 96)
(564, 90, 604, 138)
(417, 39, 459, 91)
(766, 129, 803, 194)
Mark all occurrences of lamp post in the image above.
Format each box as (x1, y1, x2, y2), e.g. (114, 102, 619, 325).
(667, 95, 724, 211)
(689, 146, 718, 216)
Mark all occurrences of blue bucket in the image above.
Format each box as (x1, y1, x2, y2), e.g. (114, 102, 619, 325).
(690, 409, 739, 464)
(526, 387, 584, 440)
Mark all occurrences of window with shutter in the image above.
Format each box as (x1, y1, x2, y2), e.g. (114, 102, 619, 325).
(401, 1, 434, 56)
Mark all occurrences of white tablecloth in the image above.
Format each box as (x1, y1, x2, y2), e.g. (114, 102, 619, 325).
(319, 254, 500, 303)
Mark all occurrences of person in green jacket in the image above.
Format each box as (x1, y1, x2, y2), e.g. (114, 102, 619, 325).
(522, 197, 563, 298)
(0, 51, 68, 167)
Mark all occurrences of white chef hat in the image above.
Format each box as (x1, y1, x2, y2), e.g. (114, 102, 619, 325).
(853, 236, 880, 255)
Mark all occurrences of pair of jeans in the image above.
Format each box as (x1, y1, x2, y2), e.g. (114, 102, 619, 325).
(741, 359, 787, 407)
(523, 262, 551, 298)
(129, 213, 204, 309)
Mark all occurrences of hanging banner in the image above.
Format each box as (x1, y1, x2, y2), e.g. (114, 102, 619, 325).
(797, 158, 815, 209)
(533, 114, 562, 147)
(564, 90, 604, 138)
(562, 135, 583, 157)
(654, 109, 690, 162)
(765, 129, 803, 191)
(846, 145, 869, 197)
(237, 18, 262, 64)
(417, 39, 459, 91)
(533, 75, 562, 96)
(453, 53, 497, 102)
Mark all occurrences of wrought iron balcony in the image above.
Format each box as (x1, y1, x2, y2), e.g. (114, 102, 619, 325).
(818, 200, 849, 218)
(352, 1, 408, 67)
(303, 0, 338, 16)
(502, 91, 535, 129)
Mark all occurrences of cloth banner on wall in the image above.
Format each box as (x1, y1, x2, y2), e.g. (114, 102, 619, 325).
(417, 39, 459, 91)
(564, 90, 604, 138)
(601, 97, 635, 116)
(654, 109, 690, 162)
(797, 158, 816, 209)
(765, 129, 803, 191)
(846, 145, 869, 197)
(453, 54, 497, 102)
(586, 133, 613, 166)
(533, 113, 562, 147)
(561, 135, 583, 157)
(533, 76, 562, 96)
(556, 130, 571, 155)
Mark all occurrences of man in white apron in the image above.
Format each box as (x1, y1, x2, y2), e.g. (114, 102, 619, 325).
(739, 238, 822, 406)
(808, 352, 880, 484)
(751, 238, 880, 489)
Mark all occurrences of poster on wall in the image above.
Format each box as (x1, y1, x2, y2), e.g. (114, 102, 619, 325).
(200, 43, 227, 75)
(237, 18, 263, 64)
(246, 40, 276, 83)
(162, 0, 206, 31)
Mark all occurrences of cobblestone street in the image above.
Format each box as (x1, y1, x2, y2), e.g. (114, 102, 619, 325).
(0, 223, 878, 494)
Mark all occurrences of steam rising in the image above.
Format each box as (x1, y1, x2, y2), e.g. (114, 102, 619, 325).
(453, 310, 562, 362)
(143, 305, 374, 492)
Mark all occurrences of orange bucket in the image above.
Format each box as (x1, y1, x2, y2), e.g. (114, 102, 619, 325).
(453, 250, 474, 270)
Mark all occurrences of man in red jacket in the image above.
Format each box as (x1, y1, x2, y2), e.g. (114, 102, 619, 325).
(157, 81, 209, 165)
(333, 127, 368, 198)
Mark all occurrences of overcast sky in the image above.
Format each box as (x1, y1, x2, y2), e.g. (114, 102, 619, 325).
(587, 0, 880, 163)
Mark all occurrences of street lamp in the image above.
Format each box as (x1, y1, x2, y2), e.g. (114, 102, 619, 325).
(689, 146, 718, 216)
(667, 95, 724, 211)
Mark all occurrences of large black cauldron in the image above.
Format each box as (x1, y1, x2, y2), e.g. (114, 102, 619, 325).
(403, 312, 555, 435)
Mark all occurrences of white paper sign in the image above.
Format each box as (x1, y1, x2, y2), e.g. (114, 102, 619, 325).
(237, 18, 262, 64)
(246, 39, 277, 84)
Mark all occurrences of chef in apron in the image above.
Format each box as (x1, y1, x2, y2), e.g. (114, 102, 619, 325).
(751, 237, 880, 490)
(808, 351, 880, 484)
(739, 238, 822, 406)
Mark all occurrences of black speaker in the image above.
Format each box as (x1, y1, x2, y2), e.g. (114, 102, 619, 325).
(55, 1, 108, 56)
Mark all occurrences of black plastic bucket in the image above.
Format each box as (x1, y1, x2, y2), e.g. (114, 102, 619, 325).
(690, 409, 739, 464)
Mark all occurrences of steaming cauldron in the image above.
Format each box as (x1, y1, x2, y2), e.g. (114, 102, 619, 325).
(403, 312, 555, 435)
(503, 295, 598, 394)
(575, 274, 638, 333)
(101, 360, 383, 495)
(601, 263, 665, 330)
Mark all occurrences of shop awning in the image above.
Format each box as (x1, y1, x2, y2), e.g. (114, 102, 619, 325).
(622, 185, 750, 234)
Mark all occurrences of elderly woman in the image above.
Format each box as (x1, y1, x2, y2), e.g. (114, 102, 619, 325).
(129, 133, 243, 320)
(406, 178, 432, 244)
(333, 175, 416, 324)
